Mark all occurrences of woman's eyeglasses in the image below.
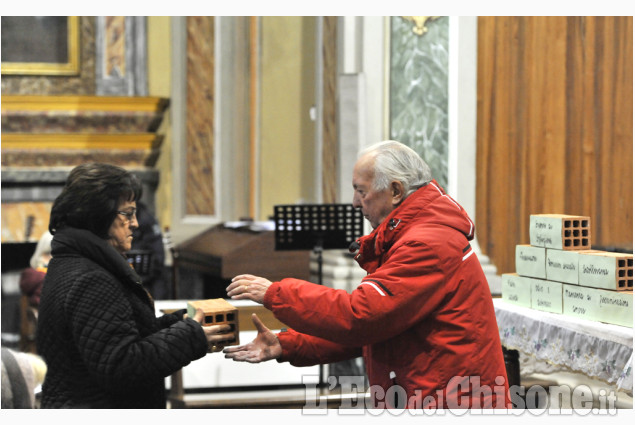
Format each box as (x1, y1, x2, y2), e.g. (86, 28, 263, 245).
(116, 209, 137, 222)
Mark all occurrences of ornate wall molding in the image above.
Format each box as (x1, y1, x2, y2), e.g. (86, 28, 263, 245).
(1, 94, 168, 241)
(401, 16, 442, 36)
(1, 95, 168, 168)
(95, 16, 148, 96)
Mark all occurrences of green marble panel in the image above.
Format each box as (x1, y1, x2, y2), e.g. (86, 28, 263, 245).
(389, 16, 448, 189)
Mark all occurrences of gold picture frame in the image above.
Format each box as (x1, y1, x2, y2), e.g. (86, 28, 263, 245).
(1, 16, 80, 76)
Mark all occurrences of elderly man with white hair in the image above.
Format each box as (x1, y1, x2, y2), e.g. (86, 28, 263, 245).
(226, 140, 510, 410)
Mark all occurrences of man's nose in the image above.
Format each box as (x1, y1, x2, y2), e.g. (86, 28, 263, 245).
(352, 195, 361, 209)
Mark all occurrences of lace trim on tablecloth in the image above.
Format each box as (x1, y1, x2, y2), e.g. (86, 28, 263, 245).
(494, 300, 633, 392)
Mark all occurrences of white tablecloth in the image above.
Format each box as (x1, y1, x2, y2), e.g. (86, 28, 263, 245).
(493, 298, 633, 392)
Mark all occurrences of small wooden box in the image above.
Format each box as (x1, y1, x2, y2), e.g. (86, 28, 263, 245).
(529, 214, 591, 250)
(578, 251, 633, 291)
(187, 298, 239, 350)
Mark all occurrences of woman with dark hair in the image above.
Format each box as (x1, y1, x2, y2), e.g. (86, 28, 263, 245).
(36, 163, 232, 408)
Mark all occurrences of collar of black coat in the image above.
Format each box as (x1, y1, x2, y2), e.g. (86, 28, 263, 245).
(51, 226, 141, 286)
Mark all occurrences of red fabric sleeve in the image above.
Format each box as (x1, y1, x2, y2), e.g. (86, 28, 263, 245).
(276, 328, 362, 366)
(263, 240, 450, 347)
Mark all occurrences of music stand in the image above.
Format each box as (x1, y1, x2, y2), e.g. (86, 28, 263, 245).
(274, 203, 365, 388)
(274, 203, 365, 284)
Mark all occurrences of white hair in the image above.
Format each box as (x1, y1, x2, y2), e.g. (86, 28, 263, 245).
(30, 231, 53, 269)
(358, 140, 432, 196)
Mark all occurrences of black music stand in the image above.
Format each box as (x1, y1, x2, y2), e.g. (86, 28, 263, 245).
(274, 204, 365, 388)
(274, 203, 364, 284)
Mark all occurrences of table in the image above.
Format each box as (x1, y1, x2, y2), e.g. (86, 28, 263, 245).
(493, 298, 633, 393)
(155, 299, 325, 408)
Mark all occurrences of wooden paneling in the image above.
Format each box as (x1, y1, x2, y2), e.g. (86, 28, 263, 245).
(186, 16, 216, 216)
(322, 16, 338, 203)
(477, 16, 633, 275)
(249, 17, 259, 218)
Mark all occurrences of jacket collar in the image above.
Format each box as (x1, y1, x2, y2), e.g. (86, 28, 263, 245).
(353, 179, 475, 273)
(352, 182, 431, 272)
(51, 226, 141, 286)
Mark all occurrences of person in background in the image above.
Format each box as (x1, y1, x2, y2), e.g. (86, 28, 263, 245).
(36, 163, 233, 408)
(225, 140, 511, 409)
(1, 347, 47, 409)
(19, 230, 53, 309)
(130, 200, 169, 300)
(18, 231, 53, 353)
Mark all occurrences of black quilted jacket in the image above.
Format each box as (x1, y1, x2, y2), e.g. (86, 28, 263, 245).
(36, 227, 208, 408)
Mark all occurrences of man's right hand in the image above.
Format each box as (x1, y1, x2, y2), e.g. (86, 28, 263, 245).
(223, 313, 282, 363)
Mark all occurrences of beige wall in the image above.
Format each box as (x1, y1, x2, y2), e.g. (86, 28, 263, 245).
(147, 16, 172, 230)
(146, 17, 318, 229)
(259, 16, 317, 220)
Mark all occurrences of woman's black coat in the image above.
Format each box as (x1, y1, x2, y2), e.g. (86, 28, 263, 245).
(36, 227, 208, 408)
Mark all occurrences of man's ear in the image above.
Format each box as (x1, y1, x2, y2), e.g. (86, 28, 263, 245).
(391, 181, 405, 206)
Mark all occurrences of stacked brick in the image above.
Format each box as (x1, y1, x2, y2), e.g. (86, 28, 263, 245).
(187, 298, 240, 351)
(502, 214, 633, 328)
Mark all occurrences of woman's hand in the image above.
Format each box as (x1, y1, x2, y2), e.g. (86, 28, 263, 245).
(223, 314, 282, 362)
(193, 308, 234, 352)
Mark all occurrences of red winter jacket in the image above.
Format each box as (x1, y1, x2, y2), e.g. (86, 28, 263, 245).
(264, 180, 510, 409)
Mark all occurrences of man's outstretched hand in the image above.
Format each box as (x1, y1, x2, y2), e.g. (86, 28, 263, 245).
(226, 274, 272, 304)
(223, 313, 282, 363)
